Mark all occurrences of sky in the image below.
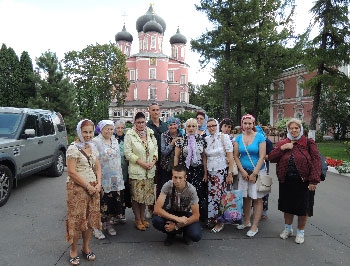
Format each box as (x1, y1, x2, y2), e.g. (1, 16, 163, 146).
(0, 0, 314, 85)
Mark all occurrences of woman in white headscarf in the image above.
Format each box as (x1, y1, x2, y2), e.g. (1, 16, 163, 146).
(66, 119, 102, 265)
(268, 118, 321, 244)
(92, 120, 124, 239)
(205, 118, 235, 232)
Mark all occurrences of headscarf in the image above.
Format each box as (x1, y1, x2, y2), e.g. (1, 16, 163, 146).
(96, 120, 115, 134)
(75, 119, 95, 149)
(185, 118, 198, 168)
(206, 119, 219, 147)
(240, 114, 256, 132)
(197, 113, 209, 135)
(286, 119, 304, 141)
(115, 119, 126, 142)
(166, 116, 184, 136)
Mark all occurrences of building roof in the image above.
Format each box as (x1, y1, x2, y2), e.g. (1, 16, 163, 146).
(115, 24, 133, 43)
(170, 27, 187, 44)
(136, 5, 166, 34)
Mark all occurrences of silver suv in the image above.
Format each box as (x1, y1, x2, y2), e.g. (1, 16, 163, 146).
(0, 107, 68, 207)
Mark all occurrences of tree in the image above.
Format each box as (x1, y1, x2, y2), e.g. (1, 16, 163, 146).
(191, 0, 299, 124)
(28, 51, 78, 134)
(302, 0, 350, 132)
(0, 44, 20, 106)
(63, 43, 130, 124)
(319, 85, 350, 139)
(18, 51, 35, 106)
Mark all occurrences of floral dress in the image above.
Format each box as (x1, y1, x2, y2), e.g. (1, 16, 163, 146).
(205, 133, 233, 226)
(175, 134, 207, 223)
(93, 134, 124, 221)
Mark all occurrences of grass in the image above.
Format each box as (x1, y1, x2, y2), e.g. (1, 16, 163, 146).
(316, 141, 350, 161)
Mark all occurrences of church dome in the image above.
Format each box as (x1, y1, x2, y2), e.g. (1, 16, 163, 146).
(136, 5, 166, 33)
(170, 27, 187, 44)
(143, 17, 163, 34)
(115, 24, 133, 43)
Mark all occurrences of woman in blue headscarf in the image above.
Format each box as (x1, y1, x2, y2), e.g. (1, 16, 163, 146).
(196, 111, 209, 136)
(157, 117, 184, 197)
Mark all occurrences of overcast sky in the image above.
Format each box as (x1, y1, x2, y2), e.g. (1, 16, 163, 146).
(0, 0, 314, 85)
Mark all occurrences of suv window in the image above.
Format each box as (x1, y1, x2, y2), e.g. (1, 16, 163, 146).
(23, 114, 42, 136)
(0, 113, 22, 138)
(51, 112, 66, 132)
(40, 114, 55, 135)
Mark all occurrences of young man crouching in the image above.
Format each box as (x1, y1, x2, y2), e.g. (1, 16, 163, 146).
(152, 165, 202, 246)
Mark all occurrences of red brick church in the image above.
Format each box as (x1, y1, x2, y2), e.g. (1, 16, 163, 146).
(110, 4, 202, 122)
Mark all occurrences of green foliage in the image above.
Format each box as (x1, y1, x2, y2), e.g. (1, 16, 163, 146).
(344, 141, 350, 158)
(0, 44, 20, 106)
(317, 141, 350, 161)
(191, 0, 300, 122)
(176, 111, 196, 123)
(319, 86, 350, 140)
(18, 51, 35, 106)
(315, 130, 324, 142)
(275, 117, 291, 131)
(63, 43, 130, 124)
(301, 0, 350, 130)
(28, 51, 78, 135)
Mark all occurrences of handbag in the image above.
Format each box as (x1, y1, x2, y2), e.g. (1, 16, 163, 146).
(242, 139, 272, 193)
(217, 184, 243, 225)
(256, 168, 272, 192)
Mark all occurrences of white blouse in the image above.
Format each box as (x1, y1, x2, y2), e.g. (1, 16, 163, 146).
(205, 133, 233, 172)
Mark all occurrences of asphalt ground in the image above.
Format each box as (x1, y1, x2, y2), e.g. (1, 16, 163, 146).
(0, 163, 349, 266)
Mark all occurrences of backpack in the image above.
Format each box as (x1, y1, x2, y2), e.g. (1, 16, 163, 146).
(307, 139, 327, 181)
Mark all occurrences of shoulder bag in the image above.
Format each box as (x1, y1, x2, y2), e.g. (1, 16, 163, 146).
(242, 140, 272, 193)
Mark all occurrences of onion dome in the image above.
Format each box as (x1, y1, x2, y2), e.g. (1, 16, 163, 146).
(170, 27, 187, 44)
(143, 16, 163, 34)
(115, 24, 133, 43)
(136, 4, 166, 33)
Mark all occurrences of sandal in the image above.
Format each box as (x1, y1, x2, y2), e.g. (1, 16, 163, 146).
(134, 220, 146, 231)
(141, 220, 150, 228)
(69, 256, 80, 265)
(81, 250, 96, 261)
(211, 223, 224, 233)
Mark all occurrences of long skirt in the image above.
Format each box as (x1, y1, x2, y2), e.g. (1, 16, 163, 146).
(66, 181, 101, 244)
(207, 168, 226, 227)
(130, 178, 155, 206)
(187, 165, 207, 224)
(278, 174, 315, 217)
(100, 190, 125, 222)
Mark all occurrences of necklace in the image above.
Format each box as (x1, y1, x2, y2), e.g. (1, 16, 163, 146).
(135, 128, 146, 138)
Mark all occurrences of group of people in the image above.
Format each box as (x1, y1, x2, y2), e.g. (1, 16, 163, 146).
(65, 103, 322, 265)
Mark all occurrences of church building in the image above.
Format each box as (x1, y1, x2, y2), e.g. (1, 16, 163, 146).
(110, 4, 202, 122)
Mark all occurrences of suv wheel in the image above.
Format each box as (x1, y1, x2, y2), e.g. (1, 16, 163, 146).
(0, 165, 13, 207)
(48, 151, 65, 177)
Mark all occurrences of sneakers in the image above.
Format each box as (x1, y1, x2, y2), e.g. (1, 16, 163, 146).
(105, 222, 116, 236)
(236, 222, 251, 230)
(280, 229, 293, 240)
(93, 229, 106, 240)
(295, 234, 305, 244)
(246, 228, 259, 237)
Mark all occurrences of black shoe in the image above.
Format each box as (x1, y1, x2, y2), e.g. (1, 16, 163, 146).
(183, 234, 193, 246)
(164, 234, 175, 246)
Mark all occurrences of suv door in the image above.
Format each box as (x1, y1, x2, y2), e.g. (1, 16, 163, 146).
(19, 114, 46, 175)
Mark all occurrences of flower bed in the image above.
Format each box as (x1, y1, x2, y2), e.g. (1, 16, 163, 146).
(325, 157, 350, 174)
